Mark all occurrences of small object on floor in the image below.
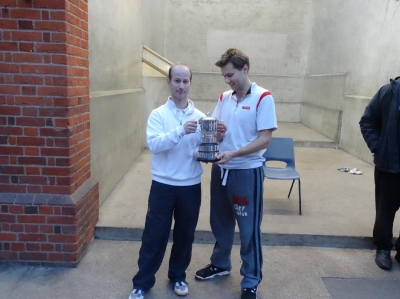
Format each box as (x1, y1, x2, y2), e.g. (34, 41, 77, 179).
(375, 249, 392, 270)
(337, 167, 363, 175)
(349, 168, 363, 175)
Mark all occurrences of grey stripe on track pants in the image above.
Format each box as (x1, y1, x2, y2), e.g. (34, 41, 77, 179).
(209, 163, 264, 289)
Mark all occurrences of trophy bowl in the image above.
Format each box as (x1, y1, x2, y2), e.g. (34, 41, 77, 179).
(197, 151, 220, 162)
(197, 113, 221, 162)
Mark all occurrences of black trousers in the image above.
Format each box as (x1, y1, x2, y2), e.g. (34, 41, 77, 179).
(373, 167, 400, 250)
(132, 180, 201, 292)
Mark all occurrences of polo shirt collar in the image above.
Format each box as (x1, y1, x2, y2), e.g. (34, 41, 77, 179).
(232, 86, 252, 96)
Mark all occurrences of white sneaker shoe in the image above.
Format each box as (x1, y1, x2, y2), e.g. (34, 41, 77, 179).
(174, 281, 189, 296)
(128, 288, 145, 299)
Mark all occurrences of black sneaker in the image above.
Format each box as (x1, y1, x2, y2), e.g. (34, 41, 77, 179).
(195, 264, 230, 280)
(241, 287, 257, 299)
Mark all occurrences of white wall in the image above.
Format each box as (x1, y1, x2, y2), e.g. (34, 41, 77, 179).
(163, 0, 313, 122)
(301, 74, 346, 141)
(89, 0, 142, 92)
(141, 0, 165, 54)
(307, 0, 400, 162)
(88, 0, 400, 204)
(164, 0, 312, 75)
(89, 0, 165, 205)
(341, 95, 373, 164)
(308, 0, 400, 96)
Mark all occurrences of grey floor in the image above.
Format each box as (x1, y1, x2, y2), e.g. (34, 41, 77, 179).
(2, 241, 400, 299)
(3, 122, 400, 299)
(96, 123, 400, 245)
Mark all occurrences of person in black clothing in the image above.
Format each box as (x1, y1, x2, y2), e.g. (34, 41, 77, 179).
(359, 76, 400, 271)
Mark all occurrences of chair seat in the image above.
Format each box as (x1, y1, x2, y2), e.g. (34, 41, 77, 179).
(263, 165, 300, 180)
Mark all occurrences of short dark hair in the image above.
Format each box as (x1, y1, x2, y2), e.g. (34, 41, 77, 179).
(168, 63, 192, 81)
(215, 48, 250, 71)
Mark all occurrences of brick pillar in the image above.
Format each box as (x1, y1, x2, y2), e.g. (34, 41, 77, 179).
(0, 0, 99, 266)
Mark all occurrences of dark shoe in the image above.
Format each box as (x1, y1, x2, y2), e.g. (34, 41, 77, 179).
(195, 264, 230, 280)
(375, 249, 392, 270)
(395, 252, 400, 265)
(241, 287, 257, 299)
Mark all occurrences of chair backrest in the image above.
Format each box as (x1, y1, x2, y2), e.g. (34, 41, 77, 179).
(262, 137, 295, 168)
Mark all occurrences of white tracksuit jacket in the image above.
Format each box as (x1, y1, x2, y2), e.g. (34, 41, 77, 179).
(147, 98, 206, 186)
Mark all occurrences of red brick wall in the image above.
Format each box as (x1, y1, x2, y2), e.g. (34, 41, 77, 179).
(0, 0, 90, 195)
(0, 180, 98, 266)
(0, 0, 99, 266)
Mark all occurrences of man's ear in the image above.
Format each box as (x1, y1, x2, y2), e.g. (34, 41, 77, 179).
(243, 64, 249, 74)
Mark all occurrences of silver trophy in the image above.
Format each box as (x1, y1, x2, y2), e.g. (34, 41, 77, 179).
(197, 113, 221, 162)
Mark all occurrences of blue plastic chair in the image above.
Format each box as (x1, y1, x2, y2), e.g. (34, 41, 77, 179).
(262, 137, 302, 215)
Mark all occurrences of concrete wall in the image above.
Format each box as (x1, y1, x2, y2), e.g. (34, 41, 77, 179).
(163, 0, 313, 122)
(142, 63, 170, 145)
(89, 0, 165, 205)
(301, 74, 347, 141)
(307, 0, 400, 162)
(141, 0, 165, 54)
(308, 0, 400, 96)
(341, 96, 373, 164)
(190, 73, 302, 122)
(141, 0, 169, 143)
(87, 0, 400, 204)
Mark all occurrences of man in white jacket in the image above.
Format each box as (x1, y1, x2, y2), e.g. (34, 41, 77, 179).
(129, 64, 205, 299)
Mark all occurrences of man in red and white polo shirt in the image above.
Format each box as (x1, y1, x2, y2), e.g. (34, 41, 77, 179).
(195, 49, 277, 299)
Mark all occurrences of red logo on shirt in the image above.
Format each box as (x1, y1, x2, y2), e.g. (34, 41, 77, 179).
(242, 106, 250, 110)
(232, 195, 249, 206)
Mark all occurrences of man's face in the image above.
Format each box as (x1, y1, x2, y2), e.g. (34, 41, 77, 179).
(220, 62, 248, 91)
(167, 65, 192, 102)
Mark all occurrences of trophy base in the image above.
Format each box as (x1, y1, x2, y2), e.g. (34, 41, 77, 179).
(197, 157, 221, 163)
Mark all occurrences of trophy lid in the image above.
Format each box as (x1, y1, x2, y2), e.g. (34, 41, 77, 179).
(200, 112, 216, 121)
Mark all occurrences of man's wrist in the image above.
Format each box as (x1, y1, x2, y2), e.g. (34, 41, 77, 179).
(179, 125, 186, 136)
(231, 150, 240, 158)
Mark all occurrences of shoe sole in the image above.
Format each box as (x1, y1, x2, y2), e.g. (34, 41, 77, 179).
(195, 270, 230, 280)
(129, 294, 144, 299)
(376, 263, 391, 271)
(174, 290, 188, 296)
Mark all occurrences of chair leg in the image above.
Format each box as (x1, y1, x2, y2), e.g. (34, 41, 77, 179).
(288, 179, 295, 198)
(298, 178, 302, 215)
